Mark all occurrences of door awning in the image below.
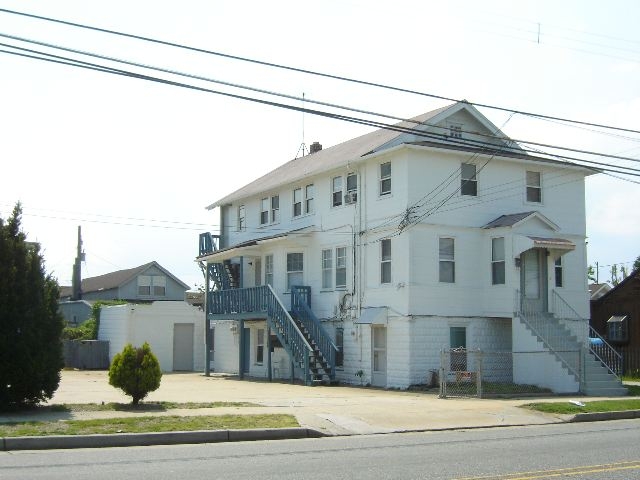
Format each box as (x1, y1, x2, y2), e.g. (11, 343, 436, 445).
(513, 235, 576, 257)
(355, 307, 388, 325)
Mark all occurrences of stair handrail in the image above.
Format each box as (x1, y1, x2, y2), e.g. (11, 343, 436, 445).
(552, 290, 622, 377)
(290, 286, 337, 379)
(515, 289, 581, 379)
(207, 285, 314, 382)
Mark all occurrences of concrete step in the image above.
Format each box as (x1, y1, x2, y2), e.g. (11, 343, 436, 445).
(582, 386, 628, 397)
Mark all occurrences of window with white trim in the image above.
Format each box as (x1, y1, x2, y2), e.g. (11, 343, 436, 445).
(491, 237, 505, 285)
(265, 254, 273, 286)
(380, 162, 391, 196)
(237, 205, 246, 231)
(260, 198, 269, 225)
(554, 256, 563, 287)
(256, 328, 264, 364)
(322, 249, 333, 289)
(137, 275, 166, 296)
(526, 171, 542, 203)
(381, 239, 391, 284)
(332, 177, 343, 207)
(461, 163, 477, 196)
(336, 247, 347, 289)
(439, 237, 455, 283)
(293, 184, 314, 217)
(260, 195, 279, 225)
(286, 252, 304, 290)
(305, 184, 314, 214)
(271, 195, 280, 223)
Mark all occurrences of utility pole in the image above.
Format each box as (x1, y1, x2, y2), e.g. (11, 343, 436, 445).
(71, 226, 85, 301)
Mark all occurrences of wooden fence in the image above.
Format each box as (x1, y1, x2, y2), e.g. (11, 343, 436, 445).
(617, 346, 640, 375)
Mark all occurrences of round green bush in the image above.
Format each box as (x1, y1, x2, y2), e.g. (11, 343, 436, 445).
(108, 342, 162, 405)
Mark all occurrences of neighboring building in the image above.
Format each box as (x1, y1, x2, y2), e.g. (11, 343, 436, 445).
(589, 283, 611, 300)
(60, 261, 190, 302)
(197, 101, 624, 394)
(591, 269, 640, 373)
(58, 299, 93, 327)
(98, 301, 205, 372)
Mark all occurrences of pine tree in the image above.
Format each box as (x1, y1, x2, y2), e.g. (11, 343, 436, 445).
(0, 204, 65, 409)
(108, 342, 162, 405)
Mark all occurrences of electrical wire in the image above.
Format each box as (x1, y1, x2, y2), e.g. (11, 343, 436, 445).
(1, 7, 640, 136)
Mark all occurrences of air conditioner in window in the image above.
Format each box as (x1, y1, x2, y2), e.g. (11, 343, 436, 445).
(344, 192, 357, 204)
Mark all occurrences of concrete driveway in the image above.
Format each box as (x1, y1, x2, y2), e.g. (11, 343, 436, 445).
(18, 370, 570, 435)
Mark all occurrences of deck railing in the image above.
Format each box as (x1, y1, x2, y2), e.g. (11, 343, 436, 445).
(207, 285, 314, 384)
(291, 286, 337, 380)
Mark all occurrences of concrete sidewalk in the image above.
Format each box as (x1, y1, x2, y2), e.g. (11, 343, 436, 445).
(0, 370, 631, 450)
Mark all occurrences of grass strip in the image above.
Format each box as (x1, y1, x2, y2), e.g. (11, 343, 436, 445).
(523, 399, 640, 415)
(0, 414, 298, 437)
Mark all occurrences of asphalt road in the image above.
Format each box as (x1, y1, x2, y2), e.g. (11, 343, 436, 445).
(2, 420, 639, 479)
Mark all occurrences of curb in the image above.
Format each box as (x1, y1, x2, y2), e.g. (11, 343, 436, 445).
(570, 410, 640, 423)
(1, 427, 325, 451)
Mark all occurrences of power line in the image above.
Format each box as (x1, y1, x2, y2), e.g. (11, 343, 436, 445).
(5, 32, 640, 168)
(1, 7, 640, 136)
(3, 44, 640, 181)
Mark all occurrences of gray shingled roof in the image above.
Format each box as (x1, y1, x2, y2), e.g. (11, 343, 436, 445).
(59, 261, 189, 297)
(483, 212, 537, 229)
(207, 104, 453, 209)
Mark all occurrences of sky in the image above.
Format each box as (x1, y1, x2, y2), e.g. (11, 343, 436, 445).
(0, 0, 639, 289)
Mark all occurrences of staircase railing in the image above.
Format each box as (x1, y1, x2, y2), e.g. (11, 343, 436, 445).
(515, 290, 581, 379)
(291, 286, 337, 380)
(208, 285, 314, 384)
(551, 290, 622, 377)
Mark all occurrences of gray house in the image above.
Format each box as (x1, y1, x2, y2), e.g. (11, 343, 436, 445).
(59, 261, 190, 324)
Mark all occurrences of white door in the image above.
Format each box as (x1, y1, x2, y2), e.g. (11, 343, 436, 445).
(371, 326, 387, 387)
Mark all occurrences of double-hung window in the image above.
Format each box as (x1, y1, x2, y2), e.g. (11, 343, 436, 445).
(491, 237, 505, 285)
(271, 195, 280, 223)
(260, 195, 279, 224)
(305, 184, 314, 213)
(293, 184, 314, 217)
(138, 275, 166, 296)
(265, 255, 274, 286)
(332, 177, 343, 207)
(286, 253, 304, 290)
(461, 163, 477, 196)
(335, 247, 347, 289)
(526, 171, 542, 203)
(137, 275, 151, 296)
(238, 205, 246, 231)
(256, 329, 264, 364)
(381, 239, 391, 284)
(554, 257, 563, 287)
(322, 249, 333, 289)
(380, 162, 391, 196)
(607, 315, 628, 343)
(439, 237, 455, 283)
(260, 198, 269, 225)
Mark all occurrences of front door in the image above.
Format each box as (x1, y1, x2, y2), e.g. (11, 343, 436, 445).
(371, 325, 387, 387)
(521, 249, 548, 313)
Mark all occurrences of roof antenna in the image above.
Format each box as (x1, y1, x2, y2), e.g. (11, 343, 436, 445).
(294, 92, 310, 159)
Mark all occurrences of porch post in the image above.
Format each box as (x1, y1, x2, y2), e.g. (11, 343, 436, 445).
(267, 325, 272, 382)
(204, 263, 211, 377)
(239, 319, 245, 379)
